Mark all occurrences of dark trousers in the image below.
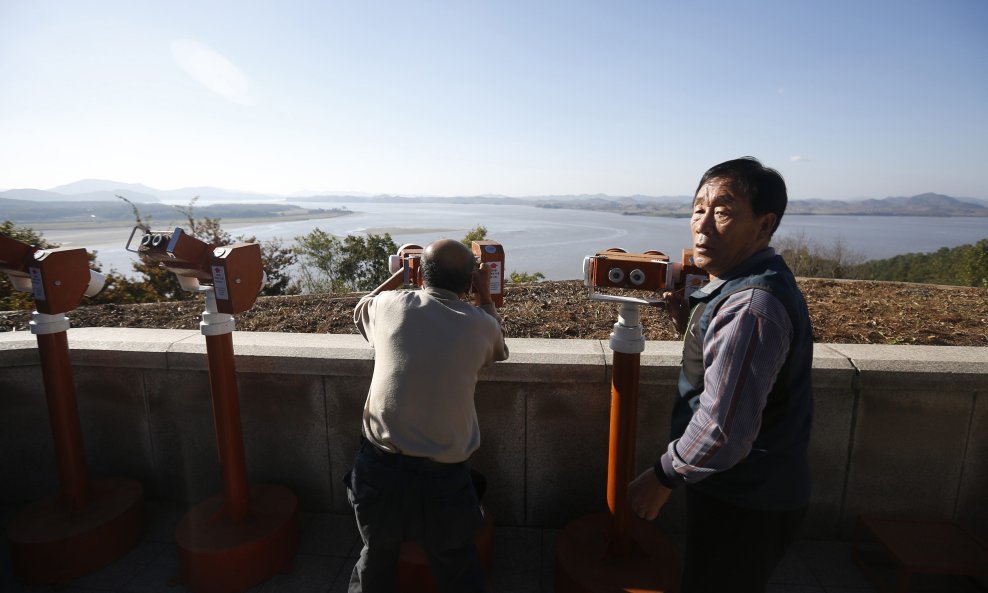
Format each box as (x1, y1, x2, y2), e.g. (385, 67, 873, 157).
(345, 439, 484, 593)
(682, 486, 807, 593)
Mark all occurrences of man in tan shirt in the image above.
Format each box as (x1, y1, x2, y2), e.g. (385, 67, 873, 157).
(346, 239, 508, 593)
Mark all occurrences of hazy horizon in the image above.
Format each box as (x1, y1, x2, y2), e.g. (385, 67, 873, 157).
(2, 177, 986, 204)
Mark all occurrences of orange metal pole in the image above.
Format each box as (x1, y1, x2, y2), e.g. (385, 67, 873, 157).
(174, 286, 299, 593)
(557, 300, 681, 592)
(606, 349, 640, 557)
(204, 332, 249, 522)
(35, 330, 92, 511)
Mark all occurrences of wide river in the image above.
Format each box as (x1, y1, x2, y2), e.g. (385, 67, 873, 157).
(37, 201, 988, 281)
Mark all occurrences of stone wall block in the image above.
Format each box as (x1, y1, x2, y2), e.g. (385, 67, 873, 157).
(843, 386, 972, 537)
(143, 368, 223, 503)
(0, 365, 59, 502)
(525, 381, 610, 527)
(324, 375, 373, 512)
(237, 371, 331, 510)
(956, 390, 988, 538)
(473, 380, 527, 526)
(72, 366, 155, 486)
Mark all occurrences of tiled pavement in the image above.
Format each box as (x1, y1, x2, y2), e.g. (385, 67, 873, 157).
(2, 501, 984, 593)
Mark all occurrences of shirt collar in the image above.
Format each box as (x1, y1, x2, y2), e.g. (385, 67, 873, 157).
(691, 247, 776, 299)
(423, 286, 462, 301)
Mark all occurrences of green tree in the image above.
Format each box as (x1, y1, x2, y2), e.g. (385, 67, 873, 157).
(962, 239, 988, 287)
(258, 237, 299, 296)
(294, 229, 397, 293)
(509, 271, 545, 283)
(774, 232, 864, 279)
(293, 228, 341, 293)
(837, 238, 988, 286)
(335, 233, 398, 292)
(461, 225, 488, 245)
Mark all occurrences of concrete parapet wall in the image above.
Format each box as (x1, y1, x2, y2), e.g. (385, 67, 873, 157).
(1, 328, 985, 540)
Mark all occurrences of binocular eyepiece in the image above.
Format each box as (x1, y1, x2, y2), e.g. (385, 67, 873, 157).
(583, 247, 708, 305)
(584, 248, 670, 292)
(607, 265, 648, 287)
(140, 232, 168, 249)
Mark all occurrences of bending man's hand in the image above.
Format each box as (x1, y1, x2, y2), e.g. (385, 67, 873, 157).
(628, 468, 672, 521)
(471, 262, 494, 305)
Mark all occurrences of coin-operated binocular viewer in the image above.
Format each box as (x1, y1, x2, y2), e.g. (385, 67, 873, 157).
(557, 248, 707, 593)
(388, 240, 505, 307)
(128, 226, 298, 593)
(1, 234, 147, 586)
(128, 226, 265, 315)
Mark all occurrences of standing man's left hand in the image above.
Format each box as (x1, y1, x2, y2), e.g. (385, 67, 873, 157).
(628, 468, 672, 521)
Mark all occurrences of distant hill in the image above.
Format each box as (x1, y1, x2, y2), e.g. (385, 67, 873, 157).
(49, 179, 164, 198)
(3, 179, 986, 217)
(536, 192, 988, 217)
(3, 179, 285, 203)
(0, 198, 342, 225)
(787, 193, 988, 216)
(274, 191, 988, 217)
(0, 189, 71, 202)
(1, 185, 160, 203)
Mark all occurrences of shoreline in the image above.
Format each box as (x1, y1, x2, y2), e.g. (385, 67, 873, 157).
(29, 209, 353, 233)
(30, 211, 355, 245)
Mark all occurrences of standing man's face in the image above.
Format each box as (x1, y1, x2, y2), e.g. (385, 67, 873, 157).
(691, 178, 776, 279)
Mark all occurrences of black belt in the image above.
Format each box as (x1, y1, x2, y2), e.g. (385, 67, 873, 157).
(360, 437, 465, 471)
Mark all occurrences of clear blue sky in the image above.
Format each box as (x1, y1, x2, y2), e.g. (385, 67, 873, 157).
(2, 0, 986, 200)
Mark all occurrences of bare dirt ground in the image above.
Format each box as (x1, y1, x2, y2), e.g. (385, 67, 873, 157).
(1, 279, 986, 346)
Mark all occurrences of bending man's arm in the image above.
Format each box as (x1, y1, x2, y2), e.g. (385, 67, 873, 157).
(353, 269, 406, 343)
(472, 262, 509, 361)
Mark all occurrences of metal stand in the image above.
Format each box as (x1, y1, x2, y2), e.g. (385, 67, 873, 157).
(174, 290, 298, 593)
(7, 313, 145, 585)
(556, 302, 681, 593)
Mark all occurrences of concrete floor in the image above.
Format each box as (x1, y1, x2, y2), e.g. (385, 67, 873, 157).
(1, 501, 984, 593)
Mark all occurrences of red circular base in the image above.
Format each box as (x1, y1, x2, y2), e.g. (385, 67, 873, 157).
(175, 483, 298, 593)
(6, 477, 146, 585)
(556, 512, 681, 593)
(397, 504, 495, 593)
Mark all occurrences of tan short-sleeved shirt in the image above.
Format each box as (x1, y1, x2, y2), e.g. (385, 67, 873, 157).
(354, 286, 509, 463)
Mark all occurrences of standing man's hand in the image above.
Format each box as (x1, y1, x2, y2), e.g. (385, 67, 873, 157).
(661, 290, 689, 335)
(471, 262, 494, 306)
(628, 468, 672, 521)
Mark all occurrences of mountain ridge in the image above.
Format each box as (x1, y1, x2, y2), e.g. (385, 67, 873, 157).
(1, 181, 986, 218)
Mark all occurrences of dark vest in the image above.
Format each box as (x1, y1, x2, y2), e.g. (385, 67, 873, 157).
(671, 252, 813, 510)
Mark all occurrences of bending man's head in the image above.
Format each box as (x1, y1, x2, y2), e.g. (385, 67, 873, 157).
(422, 239, 475, 293)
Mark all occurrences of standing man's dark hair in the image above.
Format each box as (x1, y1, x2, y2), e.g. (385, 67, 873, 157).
(696, 156, 788, 234)
(629, 157, 813, 593)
